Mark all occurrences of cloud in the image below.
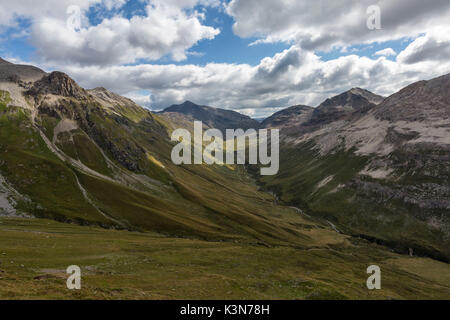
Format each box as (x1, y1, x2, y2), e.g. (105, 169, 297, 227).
(225, 0, 450, 52)
(374, 48, 397, 57)
(124, 91, 153, 108)
(0, 0, 110, 26)
(39, 44, 449, 117)
(397, 28, 450, 64)
(3, 1, 450, 118)
(1, 0, 220, 65)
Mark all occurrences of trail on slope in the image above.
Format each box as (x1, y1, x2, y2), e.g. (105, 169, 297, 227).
(36, 129, 127, 228)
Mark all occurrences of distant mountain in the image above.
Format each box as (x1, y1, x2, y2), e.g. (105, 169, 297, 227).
(262, 88, 384, 136)
(261, 105, 313, 129)
(253, 118, 265, 123)
(309, 88, 384, 126)
(159, 100, 260, 132)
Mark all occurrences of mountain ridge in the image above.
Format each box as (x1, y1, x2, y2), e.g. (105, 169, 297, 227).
(308, 88, 384, 126)
(0, 58, 47, 83)
(261, 105, 314, 129)
(0, 57, 331, 246)
(159, 100, 260, 132)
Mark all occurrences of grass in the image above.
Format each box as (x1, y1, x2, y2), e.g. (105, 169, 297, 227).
(0, 104, 109, 225)
(71, 131, 113, 177)
(0, 217, 449, 300)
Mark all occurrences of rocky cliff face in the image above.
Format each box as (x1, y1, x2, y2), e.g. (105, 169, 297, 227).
(27, 71, 87, 99)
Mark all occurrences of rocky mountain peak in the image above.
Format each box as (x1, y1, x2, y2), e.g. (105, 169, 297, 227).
(309, 88, 383, 125)
(88, 86, 141, 110)
(91, 86, 109, 93)
(180, 100, 197, 107)
(349, 87, 385, 105)
(28, 71, 86, 98)
(89, 87, 117, 100)
(318, 88, 381, 110)
(165, 100, 205, 113)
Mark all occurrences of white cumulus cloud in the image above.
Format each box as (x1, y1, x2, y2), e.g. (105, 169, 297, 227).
(374, 48, 397, 57)
(226, 0, 450, 52)
(397, 28, 450, 64)
(1, 0, 220, 65)
(38, 42, 450, 117)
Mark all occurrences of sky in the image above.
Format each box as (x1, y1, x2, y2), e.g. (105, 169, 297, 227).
(0, 0, 449, 117)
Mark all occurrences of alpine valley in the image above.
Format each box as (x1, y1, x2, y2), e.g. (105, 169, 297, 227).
(0, 58, 449, 299)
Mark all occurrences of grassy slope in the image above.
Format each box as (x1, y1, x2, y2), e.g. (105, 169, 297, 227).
(0, 95, 110, 225)
(0, 218, 449, 300)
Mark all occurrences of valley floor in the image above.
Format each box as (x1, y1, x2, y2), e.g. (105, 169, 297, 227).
(0, 218, 449, 300)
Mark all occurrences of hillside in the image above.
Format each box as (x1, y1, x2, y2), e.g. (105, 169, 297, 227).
(0, 59, 341, 246)
(0, 58, 449, 299)
(259, 75, 450, 262)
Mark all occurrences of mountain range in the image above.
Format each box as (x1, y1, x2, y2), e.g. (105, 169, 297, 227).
(0, 57, 449, 299)
(159, 77, 450, 262)
(259, 75, 450, 262)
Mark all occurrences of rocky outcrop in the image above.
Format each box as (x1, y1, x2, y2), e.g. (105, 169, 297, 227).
(28, 72, 87, 99)
(88, 87, 138, 109)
